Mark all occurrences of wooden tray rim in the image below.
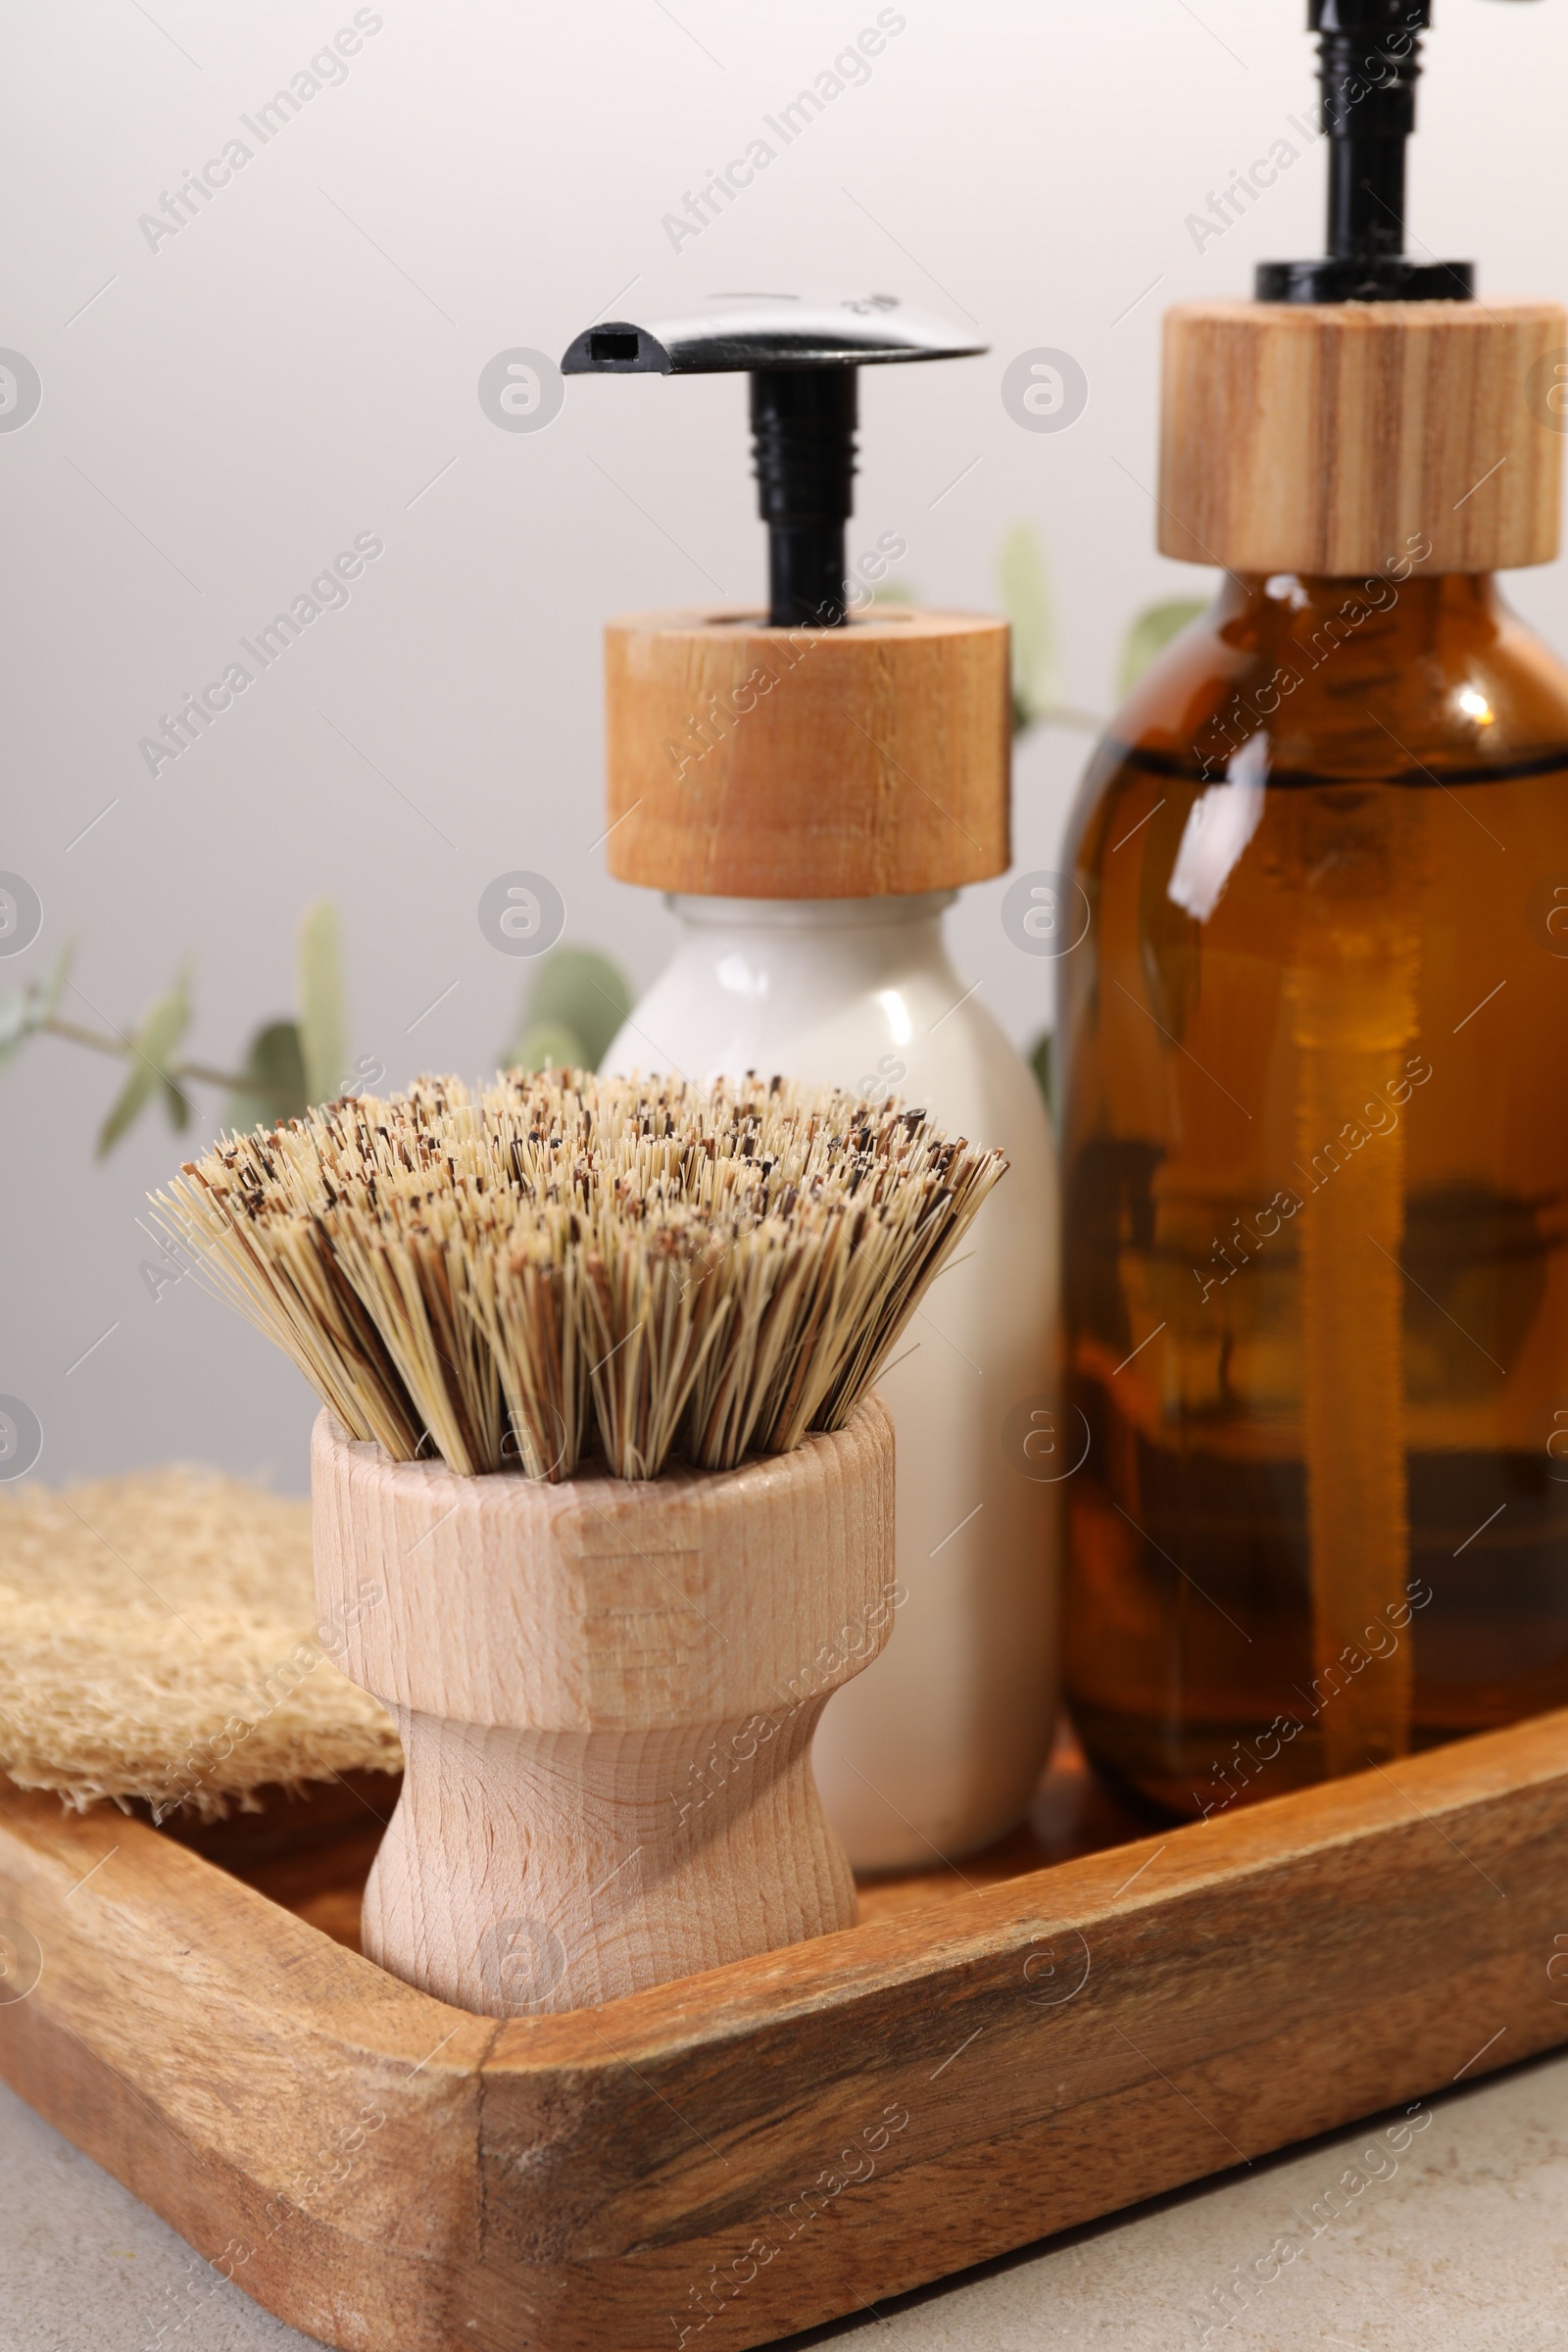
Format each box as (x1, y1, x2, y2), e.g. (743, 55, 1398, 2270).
(8, 1702, 1566, 2080)
(7, 1710, 1568, 2352)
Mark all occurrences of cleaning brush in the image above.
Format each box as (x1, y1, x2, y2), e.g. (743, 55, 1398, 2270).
(153, 1069, 1007, 2015)
(151, 1068, 1005, 1482)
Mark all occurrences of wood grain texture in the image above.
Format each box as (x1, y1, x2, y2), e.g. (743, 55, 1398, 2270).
(312, 1400, 896, 2016)
(1159, 299, 1566, 576)
(602, 608, 1010, 897)
(3, 1709, 1567, 2349)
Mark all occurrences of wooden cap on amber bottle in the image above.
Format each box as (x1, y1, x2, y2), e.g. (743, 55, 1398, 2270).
(602, 608, 1010, 898)
(1158, 298, 1566, 576)
(1157, 5, 1565, 578)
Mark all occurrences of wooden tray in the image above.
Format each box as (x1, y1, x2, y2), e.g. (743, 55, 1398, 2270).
(3, 1714, 1567, 2352)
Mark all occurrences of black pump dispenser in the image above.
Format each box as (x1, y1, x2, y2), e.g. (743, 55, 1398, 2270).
(1256, 1, 1472, 303)
(560, 296, 983, 628)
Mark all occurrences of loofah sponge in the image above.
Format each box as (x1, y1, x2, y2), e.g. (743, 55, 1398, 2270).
(0, 1465, 402, 1820)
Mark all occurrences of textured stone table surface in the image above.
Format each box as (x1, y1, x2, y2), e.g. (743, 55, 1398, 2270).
(4, 2052, 1567, 2352)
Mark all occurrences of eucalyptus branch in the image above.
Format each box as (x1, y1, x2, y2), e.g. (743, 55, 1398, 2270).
(1023, 702, 1106, 735)
(40, 1015, 245, 1093)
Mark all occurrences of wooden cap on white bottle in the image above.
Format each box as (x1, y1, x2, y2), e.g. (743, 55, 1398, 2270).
(602, 607, 1010, 899)
(1158, 299, 1567, 576)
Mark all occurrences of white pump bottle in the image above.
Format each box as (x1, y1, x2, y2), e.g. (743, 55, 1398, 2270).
(564, 293, 1060, 1868)
(605, 891, 1058, 1869)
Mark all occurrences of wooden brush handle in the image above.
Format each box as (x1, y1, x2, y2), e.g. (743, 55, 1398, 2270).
(311, 1399, 895, 2016)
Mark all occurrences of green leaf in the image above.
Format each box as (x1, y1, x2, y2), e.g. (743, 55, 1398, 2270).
(505, 1019, 584, 1075)
(297, 899, 347, 1105)
(997, 522, 1061, 731)
(1116, 599, 1206, 702)
(507, 947, 632, 1072)
(162, 1076, 192, 1132)
(1028, 1030, 1054, 1115)
(96, 971, 192, 1157)
(0, 991, 30, 1074)
(223, 1019, 308, 1135)
(38, 943, 73, 1021)
(0, 947, 74, 1078)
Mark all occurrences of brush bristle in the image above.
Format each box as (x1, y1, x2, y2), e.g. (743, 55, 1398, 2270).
(151, 1070, 1007, 1483)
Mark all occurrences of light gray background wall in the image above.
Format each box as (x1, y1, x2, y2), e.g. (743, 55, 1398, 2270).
(4, 0, 1566, 1489)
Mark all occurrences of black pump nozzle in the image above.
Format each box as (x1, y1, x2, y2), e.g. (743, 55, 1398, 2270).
(561, 297, 984, 627)
(1257, 1, 1472, 302)
(748, 367, 859, 632)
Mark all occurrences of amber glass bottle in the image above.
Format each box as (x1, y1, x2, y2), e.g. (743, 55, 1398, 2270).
(1060, 566, 1568, 1817)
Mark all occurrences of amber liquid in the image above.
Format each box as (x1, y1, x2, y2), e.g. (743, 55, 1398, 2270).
(1060, 573, 1568, 1816)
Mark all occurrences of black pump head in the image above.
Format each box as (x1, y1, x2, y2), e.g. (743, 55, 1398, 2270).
(1256, 1, 1472, 302)
(560, 296, 984, 628)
